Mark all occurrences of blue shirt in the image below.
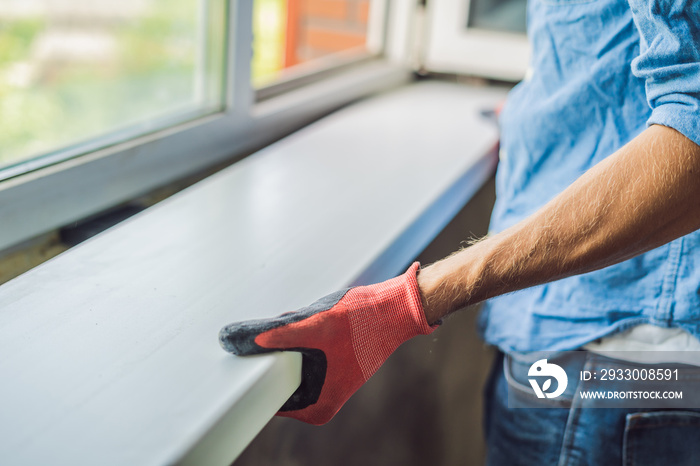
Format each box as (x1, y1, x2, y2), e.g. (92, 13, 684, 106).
(479, 0, 700, 352)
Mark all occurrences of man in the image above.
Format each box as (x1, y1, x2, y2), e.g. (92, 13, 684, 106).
(220, 0, 700, 462)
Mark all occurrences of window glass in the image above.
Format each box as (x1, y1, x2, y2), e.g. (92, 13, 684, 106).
(252, 0, 370, 87)
(468, 0, 527, 35)
(0, 0, 226, 174)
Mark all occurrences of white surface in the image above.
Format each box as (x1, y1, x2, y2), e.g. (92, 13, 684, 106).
(0, 81, 506, 465)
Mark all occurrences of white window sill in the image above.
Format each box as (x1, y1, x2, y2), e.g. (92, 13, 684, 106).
(0, 80, 507, 465)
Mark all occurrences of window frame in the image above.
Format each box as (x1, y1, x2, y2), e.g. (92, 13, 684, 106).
(0, 0, 412, 253)
(423, 0, 530, 81)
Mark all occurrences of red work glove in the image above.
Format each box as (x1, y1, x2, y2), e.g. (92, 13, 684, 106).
(218, 262, 437, 425)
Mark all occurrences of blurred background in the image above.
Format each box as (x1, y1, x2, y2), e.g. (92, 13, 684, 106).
(0, 0, 369, 172)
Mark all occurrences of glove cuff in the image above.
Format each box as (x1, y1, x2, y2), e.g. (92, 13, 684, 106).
(403, 261, 440, 335)
(344, 262, 439, 381)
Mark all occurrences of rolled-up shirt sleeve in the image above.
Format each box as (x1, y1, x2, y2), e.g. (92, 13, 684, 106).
(628, 0, 700, 146)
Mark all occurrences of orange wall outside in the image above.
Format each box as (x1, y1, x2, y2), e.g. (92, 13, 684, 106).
(285, 0, 369, 67)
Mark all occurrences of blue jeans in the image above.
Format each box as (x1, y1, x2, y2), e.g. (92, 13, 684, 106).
(483, 352, 700, 465)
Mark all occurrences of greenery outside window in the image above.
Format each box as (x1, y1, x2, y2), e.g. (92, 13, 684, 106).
(0, 0, 227, 179)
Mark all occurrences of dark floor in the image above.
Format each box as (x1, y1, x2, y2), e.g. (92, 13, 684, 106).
(234, 178, 497, 466)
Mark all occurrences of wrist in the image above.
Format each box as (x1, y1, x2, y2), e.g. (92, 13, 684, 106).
(416, 242, 494, 323)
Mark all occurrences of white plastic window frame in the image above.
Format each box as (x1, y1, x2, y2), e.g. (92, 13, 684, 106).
(0, 0, 414, 253)
(423, 0, 530, 81)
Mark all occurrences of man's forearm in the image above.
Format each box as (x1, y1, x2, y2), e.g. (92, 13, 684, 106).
(418, 124, 700, 324)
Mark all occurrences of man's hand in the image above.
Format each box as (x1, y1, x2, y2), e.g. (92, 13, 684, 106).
(218, 262, 437, 425)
